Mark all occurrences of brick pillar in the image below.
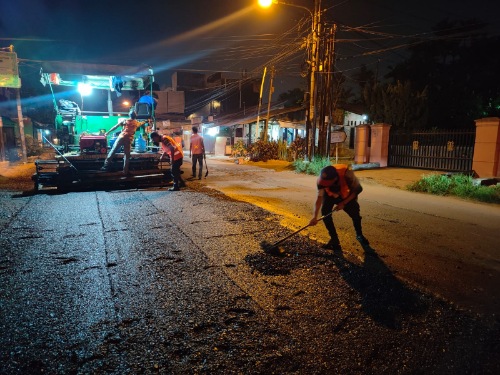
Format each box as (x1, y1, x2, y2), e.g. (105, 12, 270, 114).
(370, 123, 392, 167)
(473, 117, 500, 178)
(354, 125, 370, 164)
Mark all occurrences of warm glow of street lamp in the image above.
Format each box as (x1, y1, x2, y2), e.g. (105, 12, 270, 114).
(258, 0, 274, 8)
(258, 0, 313, 17)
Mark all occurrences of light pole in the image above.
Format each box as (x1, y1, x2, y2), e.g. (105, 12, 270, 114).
(258, 0, 321, 160)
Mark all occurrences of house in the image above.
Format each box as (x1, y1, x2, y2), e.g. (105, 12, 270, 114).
(341, 103, 369, 148)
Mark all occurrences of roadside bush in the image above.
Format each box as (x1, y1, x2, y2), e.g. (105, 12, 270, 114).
(247, 140, 279, 162)
(289, 137, 306, 160)
(231, 140, 248, 158)
(408, 173, 500, 203)
(472, 185, 500, 203)
(293, 157, 332, 176)
(409, 174, 451, 195)
(277, 140, 289, 161)
(450, 174, 476, 198)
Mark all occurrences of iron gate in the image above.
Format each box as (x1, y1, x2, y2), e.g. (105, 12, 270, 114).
(388, 129, 475, 172)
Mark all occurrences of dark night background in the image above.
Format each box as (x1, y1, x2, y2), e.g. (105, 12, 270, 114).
(2, 0, 498, 90)
(1, 0, 499, 128)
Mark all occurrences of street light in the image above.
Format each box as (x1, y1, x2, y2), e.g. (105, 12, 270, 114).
(258, 0, 312, 18)
(258, 0, 321, 160)
(258, 0, 273, 7)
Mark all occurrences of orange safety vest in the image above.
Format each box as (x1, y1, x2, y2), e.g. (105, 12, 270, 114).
(161, 135, 184, 161)
(121, 119, 141, 139)
(324, 164, 350, 199)
(173, 136, 184, 149)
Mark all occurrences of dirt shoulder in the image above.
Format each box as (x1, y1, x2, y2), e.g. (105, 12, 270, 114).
(0, 156, 436, 193)
(0, 160, 37, 192)
(233, 159, 431, 190)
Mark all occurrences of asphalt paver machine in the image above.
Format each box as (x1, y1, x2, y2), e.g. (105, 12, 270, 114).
(32, 62, 171, 192)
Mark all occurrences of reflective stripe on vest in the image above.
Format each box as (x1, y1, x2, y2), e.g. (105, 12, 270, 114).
(163, 135, 184, 161)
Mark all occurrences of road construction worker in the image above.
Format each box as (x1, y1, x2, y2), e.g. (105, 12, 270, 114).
(150, 131, 185, 191)
(309, 164, 370, 251)
(189, 126, 205, 180)
(138, 90, 158, 110)
(101, 109, 142, 174)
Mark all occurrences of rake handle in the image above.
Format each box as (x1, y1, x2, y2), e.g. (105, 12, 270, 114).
(269, 211, 333, 248)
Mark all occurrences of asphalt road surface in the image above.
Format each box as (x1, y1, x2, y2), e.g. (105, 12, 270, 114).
(1, 160, 499, 374)
(198, 158, 500, 318)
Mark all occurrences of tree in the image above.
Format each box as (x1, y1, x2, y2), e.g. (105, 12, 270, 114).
(363, 80, 428, 129)
(387, 18, 500, 128)
(352, 64, 376, 104)
(278, 88, 305, 107)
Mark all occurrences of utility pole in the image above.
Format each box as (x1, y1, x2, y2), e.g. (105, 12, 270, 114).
(0, 115, 5, 161)
(263, 66, 275, 142)
(9, 45, 27, 162)
(16, 88, 27, 162)
(322, 24, 337, 158)
(255, 67, 267, 142)
(0, 44, 24, 161)
(306, 0, 321, 161)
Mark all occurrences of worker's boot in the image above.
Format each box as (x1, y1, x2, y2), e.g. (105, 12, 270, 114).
(322, 238, 342, 252)
(100, 164, 111, 171)
(356, 233, 370, 247)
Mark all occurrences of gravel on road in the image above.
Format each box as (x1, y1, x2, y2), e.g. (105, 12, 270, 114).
(1, 185, 499, 374)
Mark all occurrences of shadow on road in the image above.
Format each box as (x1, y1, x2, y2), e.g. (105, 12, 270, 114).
(246, 235, 430, 330)
(331, 244, 429, 330)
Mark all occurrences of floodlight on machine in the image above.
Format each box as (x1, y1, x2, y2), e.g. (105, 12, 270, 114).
(77, 82, 92, 96)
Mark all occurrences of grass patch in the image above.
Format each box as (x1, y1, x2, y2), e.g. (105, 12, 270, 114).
(407, 174, 500, 203)
(293, 158, 333, 176)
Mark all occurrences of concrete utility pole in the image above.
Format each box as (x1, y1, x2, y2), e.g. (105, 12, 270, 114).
(255, 66, 267, 142)
(263, 66, 275, 142)
(0, 44, 23, 162)
(0, 115, 5, 161)
(322, 24, 337, 158)
(306, 0, 321, 161)
(16, 88, 27, 162)
(257, 0, 324, 157)
(11, 45, 27, 162)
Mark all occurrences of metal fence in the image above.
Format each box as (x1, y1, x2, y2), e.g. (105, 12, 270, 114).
(388, 129, 475, 172)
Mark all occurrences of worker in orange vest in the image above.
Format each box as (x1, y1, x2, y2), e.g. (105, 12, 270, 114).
(309, 165, 369, 251)
(101, 109, 142, 174)
(189, 126, 205, 180)
(150, 131, 186, 191)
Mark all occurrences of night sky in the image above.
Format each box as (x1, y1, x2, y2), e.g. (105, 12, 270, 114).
(1, 0, 499, 93)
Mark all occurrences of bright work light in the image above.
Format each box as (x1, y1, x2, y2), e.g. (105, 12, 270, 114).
(77, 82, 92, 96)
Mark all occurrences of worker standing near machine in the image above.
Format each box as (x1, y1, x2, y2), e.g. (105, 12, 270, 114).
(150, 131, 186, 191)
(138, 90, 158, 111)
(189, 126, 205, 180)
(101, 109, 142, 174)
